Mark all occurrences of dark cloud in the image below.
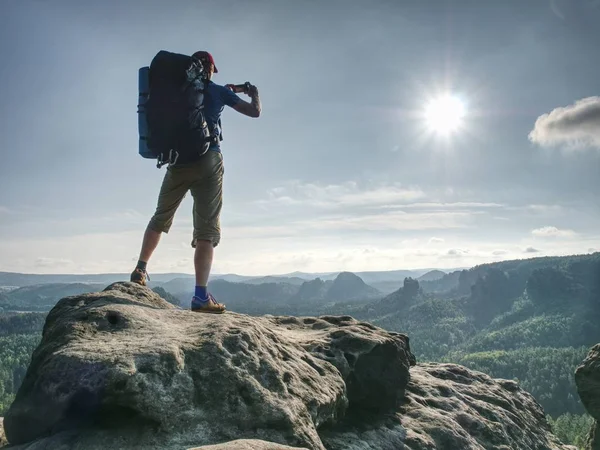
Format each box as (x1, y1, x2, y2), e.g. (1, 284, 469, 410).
(529, 97, 600, 149)
(524, 247, 540, 253)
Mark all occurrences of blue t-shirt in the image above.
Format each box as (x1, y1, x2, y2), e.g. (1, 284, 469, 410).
(204, 81, 242, 151)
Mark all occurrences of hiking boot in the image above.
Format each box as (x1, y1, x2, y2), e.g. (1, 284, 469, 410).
(191, 293, 226, 314)
(130, 268, 148, 286)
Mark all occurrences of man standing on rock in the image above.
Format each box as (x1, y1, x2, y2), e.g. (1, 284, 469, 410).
(130, 50, 261, 314)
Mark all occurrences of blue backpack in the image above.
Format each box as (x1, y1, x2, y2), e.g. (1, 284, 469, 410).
(138, 51, 212, 168)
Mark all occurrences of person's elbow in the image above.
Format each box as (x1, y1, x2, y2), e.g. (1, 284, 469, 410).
(233, 101, 261, 118)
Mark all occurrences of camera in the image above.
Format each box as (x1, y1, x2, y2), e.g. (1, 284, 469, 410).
(230, 82, 251, 94)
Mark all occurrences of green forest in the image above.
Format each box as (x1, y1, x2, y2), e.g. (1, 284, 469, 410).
(1, 253, 599, 447)
(0, 314, 43, 414)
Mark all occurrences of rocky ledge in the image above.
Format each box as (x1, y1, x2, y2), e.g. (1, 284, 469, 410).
(576, 343, 600, 450)
(1, 282, 571, 449)
(0, 418, 6, 448)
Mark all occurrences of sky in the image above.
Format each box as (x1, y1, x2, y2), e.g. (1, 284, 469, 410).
(0, 0, 599, 276)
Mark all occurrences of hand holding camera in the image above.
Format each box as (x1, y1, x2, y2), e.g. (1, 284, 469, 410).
(226, 82, 258, 96)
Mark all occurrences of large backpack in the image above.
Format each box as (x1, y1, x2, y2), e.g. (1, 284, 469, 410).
(138, 51, 212, 168)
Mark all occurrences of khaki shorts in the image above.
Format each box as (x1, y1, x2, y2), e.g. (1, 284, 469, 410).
(148, 151, 224, 248)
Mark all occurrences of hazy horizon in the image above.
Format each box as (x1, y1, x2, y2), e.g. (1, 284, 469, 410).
(1, 0, 599, 275)
(0, 264, 460, 278)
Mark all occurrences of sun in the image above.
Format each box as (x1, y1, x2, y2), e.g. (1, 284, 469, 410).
(424, 94, 466, 135)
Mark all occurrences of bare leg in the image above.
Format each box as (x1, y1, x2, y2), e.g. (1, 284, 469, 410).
(138, 227, 162, 263)
(194, 239, 214, 286)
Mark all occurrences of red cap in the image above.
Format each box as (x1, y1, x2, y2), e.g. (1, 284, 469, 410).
(192, 51, 218, 73)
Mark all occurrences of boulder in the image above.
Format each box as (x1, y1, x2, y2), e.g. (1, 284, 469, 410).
(189, 440, 307, 449)
(4, 282, 414, 450)
(320, 363, 573, 450)
(3, 282, 572, 450)
(0, 418, 6, 448)
(576, 343, 600, 449)
(576, 344, 600, 419)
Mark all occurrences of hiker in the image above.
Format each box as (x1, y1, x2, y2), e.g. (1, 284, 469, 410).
(130, 50, 261, 314)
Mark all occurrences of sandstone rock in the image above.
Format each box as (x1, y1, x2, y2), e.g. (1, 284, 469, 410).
(320, 363, 572, 450)
(576, 344, 600, 450)
(0, 417, 6, 448)
(189, 439, 307, 449)
(4, 434, 308, 450)
(269, 315, 415, 411)
(4, 282, 413, 450)
(576, 343, 600, 419)
(3, 282, 571, 450)
(588, 424, 600, 450)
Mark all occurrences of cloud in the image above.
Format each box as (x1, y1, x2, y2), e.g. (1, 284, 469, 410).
(492, 250, 508, 256)
(529, 96, 600, 150)
(446, 248, 470, 257)
(524, 246, 540, 253)
(35, 257, 74, 268)
(385, 202, 503, 210)
(429, 237, 445, 244)
(0, 206, 10, 214)
(531, 226, 576, 238)
(524, 204, 563, 214)
(259, 181, 426, 209)
(225, 210, 476, 238)
(590, 248, 598, 253)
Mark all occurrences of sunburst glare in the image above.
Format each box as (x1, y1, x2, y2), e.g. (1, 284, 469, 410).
(423, 94, 466, 135)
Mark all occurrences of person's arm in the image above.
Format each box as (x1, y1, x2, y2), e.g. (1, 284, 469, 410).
(227, 84, 261, 118)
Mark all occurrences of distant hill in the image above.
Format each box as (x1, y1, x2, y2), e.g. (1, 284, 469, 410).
(417, 270, 446, 282)
(154, 277, 195, 295)
(283, 269, 435, 283)
(368, 280, 405, 295)
(206, 279, 300, 314)
(151, 287, 181, 307)
(326, 271, 380, 301)
(243, 276, 306, 286)
(289, 278, 330, 303)
(0, 283, 105, 311)
(0, 268, 461, 289)
(0, 272, 194, 287)
(279, 271, 336, 280)
(287, 272, 381, 309)
(354, 269, 430, 283)
(420, 271, 462, 293)
(150, 272, 382, 315)
(0, 271, 380, 314)
(420, 252, 600, 295)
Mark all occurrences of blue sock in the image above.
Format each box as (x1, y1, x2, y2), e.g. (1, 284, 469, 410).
(195, 286, 208, 301)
